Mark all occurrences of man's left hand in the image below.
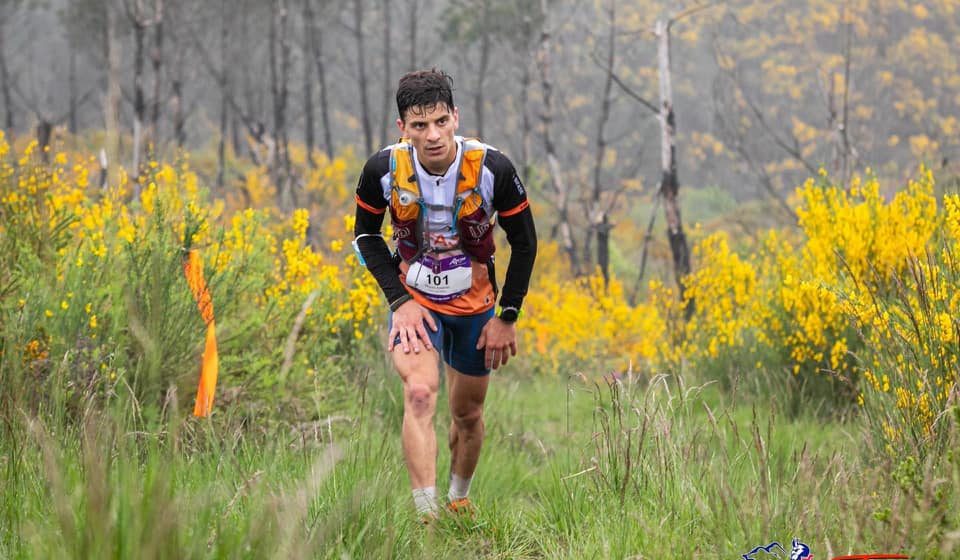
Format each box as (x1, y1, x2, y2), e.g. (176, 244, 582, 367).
(476, 317, 518, 370)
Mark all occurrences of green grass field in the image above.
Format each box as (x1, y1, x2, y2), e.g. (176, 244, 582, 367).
(4, 362, 958, 559)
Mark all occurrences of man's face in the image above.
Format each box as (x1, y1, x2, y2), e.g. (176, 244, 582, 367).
(397, 103, 459, 175)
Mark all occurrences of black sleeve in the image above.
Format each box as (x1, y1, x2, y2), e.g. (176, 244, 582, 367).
(354, 150, 410, 309)
(487, 150, 537, 311)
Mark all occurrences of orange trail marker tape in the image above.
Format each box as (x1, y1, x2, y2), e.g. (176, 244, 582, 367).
(182, 249, 219, 417)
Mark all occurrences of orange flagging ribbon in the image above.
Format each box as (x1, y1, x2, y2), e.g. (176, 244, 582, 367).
(182, 249, 219, 417)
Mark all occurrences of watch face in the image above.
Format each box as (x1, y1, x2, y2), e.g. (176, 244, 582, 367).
(499, 308, 518, 323)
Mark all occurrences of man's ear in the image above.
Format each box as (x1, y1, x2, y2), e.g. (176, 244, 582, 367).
(396, 117, 405, 137)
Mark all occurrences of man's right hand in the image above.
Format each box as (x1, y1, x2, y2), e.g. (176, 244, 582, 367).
(388, 299, 438, 354)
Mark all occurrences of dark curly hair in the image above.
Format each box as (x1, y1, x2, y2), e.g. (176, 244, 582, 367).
(396, 69, 455, 122)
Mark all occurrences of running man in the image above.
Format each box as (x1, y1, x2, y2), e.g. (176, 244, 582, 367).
(353, 69, 537, 520)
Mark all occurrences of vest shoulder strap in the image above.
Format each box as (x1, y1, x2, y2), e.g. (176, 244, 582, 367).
(390, 141, 419, 195)
(456, 139, 487, 196)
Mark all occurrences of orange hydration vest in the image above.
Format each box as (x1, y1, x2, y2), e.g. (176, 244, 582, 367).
(389, 138, 495, 264)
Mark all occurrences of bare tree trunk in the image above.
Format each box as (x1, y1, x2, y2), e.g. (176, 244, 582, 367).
(353, 0, 373, 154)
(536, 0, 579, 276)
(68, 46, 77, 133)
(407, 0, 418, 71)
(0, 22, 12, 132)
(231, 114, 242, 160)
(475, 0, 491, 138)
(217, 90, 228, 189)
(590, 0, 616, 284)
(630, 195, 660, 305)
(36, 120, 53, 160)
(239, 0, 255, 161)
(269, 0, 281, 196)
(105, 1, 122, 182)
(128, 0, 149, 179)
(517, 13, 534, 178)
(656, 18, 692, 314)
(171, 43, 185, 148)
(216, 0, 229, 189)
(150, 0, 165, 145)
(519, 56, 531, 177)
(305, 0, 334, 158)
(270, 0, 292, 210)
(379, 0, 392, 147)
(302, 0, 315, 167)
(838, 2, 854, 185)
(279, 1, 291, 186)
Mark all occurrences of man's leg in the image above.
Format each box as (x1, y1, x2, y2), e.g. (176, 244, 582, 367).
(393, 346, 442, 513)
(446, 367, 489, 502)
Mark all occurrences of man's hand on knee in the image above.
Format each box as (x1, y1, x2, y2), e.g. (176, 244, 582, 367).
(389, 300, 439, 354)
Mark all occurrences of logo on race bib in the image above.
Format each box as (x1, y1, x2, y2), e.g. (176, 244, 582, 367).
(447, 254, 469, 267)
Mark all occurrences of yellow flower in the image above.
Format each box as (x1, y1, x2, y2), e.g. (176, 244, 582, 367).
(292, 208, 310, 239)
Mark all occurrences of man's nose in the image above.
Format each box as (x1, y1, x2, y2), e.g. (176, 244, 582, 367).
(426, 124, 441, 141)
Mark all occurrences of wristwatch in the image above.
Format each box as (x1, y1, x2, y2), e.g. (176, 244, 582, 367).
(498, 306, 520, 324)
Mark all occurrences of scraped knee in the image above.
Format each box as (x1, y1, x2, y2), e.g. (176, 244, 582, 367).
(405, 383, 436, 417)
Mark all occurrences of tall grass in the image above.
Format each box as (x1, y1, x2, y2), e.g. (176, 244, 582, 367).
(8, 362, 960, 558)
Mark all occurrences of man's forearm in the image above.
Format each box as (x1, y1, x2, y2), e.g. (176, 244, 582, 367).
(498, 209, 537, 310)
(354, 206, 409, 308)
(356, 234, 409, 305)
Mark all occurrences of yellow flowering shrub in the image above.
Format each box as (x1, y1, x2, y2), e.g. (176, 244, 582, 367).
(677, 233, 763, 364)
(514, 166, 951, 458)
(522, 243, 664, 373)
(1, 132, 381, 415)
(797, 170, 938, 281)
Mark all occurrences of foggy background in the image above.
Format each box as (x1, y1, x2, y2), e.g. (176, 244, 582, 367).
(2, 0, 959, 277)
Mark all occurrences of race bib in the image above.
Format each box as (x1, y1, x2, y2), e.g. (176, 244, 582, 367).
(405, 253, 473, 302)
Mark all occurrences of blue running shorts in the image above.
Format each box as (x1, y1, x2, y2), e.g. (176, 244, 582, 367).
(389, 306, 495, 376)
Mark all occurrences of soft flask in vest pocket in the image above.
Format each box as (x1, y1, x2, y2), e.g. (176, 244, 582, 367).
(390, 211, 423, 263)
(391, 188, 420, 222)
(456, 203, 495, 262)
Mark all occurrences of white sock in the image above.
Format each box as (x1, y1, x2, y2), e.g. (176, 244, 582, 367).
(412, 486, 438, 515)
(448, 473, 472, 502)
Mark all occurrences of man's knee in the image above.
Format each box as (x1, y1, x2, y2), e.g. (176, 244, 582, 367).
(452, 406, 484, 432)
(405, 382, 437, 417)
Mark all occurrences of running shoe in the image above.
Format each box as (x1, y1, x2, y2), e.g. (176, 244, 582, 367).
(446, 497, 475, 516)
